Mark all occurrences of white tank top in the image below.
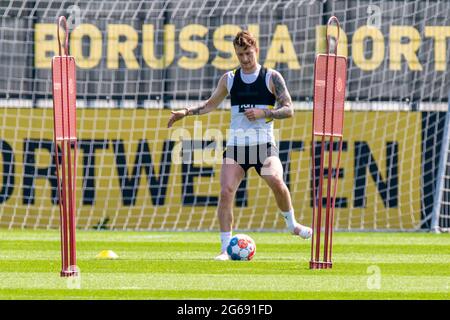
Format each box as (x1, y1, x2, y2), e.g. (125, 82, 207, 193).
(226, 64, 276, 146)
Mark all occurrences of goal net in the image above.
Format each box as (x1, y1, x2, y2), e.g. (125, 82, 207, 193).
(0, 0, 449, 231)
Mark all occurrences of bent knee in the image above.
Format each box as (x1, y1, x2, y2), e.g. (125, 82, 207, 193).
(220, 185, 237, 200)
(265, 175, 287, 191)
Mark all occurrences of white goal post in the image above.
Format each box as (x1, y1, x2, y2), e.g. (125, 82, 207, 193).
(430, 91, 450, 233)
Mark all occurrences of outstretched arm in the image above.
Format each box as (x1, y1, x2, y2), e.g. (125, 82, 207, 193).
(167, 74, 228, 128)
(265, 71, 294, 119)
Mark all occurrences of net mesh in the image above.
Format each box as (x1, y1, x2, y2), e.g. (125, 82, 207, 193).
(0, 0, 449, 231)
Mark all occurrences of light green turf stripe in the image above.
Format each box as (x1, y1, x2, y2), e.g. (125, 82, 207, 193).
(2, 244, 448, 258)
(0, 273, 448, 295)
(1, 250, 449, 265)
(333, 253, 450, 264)
(1, 231, 449, 245)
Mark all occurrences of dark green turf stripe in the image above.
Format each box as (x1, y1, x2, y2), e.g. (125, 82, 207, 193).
(1, 260, 450, 276)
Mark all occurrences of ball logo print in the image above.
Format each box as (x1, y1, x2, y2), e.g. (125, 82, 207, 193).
(227, 234, 256, 261)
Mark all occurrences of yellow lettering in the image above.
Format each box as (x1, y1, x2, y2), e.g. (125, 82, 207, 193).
(107, 24, 139, 69)
(211, 25, 240, 70)
(264, 25, 300, 69)
(70, 24, 102, 69)
(35, 24, 59, 68)
(178, 24, 209, 70)
(352, 26, 384, 71)
(389, 26, 422, 71)
(142, 24, 175, 69)
(424, 26, 450, 71)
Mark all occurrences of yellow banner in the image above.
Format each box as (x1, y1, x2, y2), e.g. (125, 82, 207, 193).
(0, 109, 421, 230)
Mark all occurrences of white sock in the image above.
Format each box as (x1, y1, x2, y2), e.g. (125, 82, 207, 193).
(280, 209, 297, 232)
(220, 231, 232, 253)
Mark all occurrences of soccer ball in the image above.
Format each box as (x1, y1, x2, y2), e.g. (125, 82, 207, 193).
(227, 234, 256, 261)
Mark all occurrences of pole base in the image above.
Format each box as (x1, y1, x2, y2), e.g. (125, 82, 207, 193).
(60, 268, 79, 277)
(309, 261, 333, 269)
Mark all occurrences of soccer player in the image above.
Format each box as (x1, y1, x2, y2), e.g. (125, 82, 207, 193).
(168, 31, 312, 260)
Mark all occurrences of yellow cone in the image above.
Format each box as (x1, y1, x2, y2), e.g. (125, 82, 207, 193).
(96, 250, 119, 260)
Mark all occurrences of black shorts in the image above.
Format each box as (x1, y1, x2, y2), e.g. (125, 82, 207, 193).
(222, 143, 279, 176)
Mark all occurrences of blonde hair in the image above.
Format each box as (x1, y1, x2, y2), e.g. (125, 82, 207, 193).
(233, 31, 257, 49)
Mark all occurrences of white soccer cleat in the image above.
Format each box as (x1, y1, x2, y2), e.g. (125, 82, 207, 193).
(293, 223, 313, 240)
(214, 252, 230, 261)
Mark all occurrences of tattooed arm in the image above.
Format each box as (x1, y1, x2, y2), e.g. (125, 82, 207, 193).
(264, 70, 294, 119)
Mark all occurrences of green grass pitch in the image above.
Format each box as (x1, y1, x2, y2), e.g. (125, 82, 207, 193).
(0, 230, 449, 300)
